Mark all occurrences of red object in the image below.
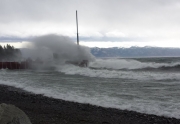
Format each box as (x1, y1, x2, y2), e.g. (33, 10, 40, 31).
(0, 62, 29, 69)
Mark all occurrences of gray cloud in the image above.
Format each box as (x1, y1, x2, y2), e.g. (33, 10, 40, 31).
(0, 0, 180, 44)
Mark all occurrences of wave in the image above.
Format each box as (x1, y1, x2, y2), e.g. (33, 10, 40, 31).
(136, 64, 180, 71)
(88, 58, 180, 71)
(55, 63, 180, 81)
(0, 71, 180, 119)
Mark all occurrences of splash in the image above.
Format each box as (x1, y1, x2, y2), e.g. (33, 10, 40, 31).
(21, 34, 95, 67)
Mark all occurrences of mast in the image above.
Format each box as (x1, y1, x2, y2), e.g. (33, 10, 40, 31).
(76, 10, 79, 45)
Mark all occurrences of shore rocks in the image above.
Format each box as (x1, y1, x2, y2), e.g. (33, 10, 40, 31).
(0, 103, 31, 124)
(1, 85, 180, 124)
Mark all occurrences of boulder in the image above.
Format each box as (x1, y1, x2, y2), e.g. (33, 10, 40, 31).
(0, 103, 31, 124)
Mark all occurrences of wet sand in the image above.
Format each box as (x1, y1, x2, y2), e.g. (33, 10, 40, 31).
(0, 84, 179, 124)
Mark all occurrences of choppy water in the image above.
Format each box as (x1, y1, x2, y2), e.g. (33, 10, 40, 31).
(1, 57, 180, 118)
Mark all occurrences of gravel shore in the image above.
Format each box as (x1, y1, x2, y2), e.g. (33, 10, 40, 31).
(0, 85, 179, 124)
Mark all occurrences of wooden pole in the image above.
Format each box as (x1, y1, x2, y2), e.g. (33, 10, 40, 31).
(76, 10, 79, 45)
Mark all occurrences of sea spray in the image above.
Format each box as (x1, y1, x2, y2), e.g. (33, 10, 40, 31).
(21, 34, 95, 68)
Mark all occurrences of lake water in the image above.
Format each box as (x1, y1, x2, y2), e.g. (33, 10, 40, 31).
(1, 57, 180, 118)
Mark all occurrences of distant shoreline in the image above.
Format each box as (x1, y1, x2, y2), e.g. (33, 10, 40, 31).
(91, 47, 180, 58)
(0, 84, 179, 124)
(96, 56, 180, 59)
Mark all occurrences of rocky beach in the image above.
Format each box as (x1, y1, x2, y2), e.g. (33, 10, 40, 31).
(0, 85, 180, 124)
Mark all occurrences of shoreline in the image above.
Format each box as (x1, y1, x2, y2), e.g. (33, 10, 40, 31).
(0, 84, 180, 124)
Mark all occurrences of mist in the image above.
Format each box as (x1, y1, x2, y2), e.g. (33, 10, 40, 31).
(22, 34, 95, 66)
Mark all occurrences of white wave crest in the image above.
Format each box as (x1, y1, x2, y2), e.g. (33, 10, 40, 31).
(89, 58, 168, 70)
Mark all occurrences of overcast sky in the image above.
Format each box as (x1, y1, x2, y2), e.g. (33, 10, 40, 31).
(0, 0, 180, 48)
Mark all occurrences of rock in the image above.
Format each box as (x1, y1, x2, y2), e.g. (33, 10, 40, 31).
(0, 103, 32, 124)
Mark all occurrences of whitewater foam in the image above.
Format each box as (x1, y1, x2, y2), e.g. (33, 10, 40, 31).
(1, 58, 180, 119)
(0, 77, 180, 119)
(56, 62, 180, 81)
(89, 58, 169, 70)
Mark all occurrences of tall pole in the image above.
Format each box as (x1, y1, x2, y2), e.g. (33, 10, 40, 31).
(76, 10, 79, 45)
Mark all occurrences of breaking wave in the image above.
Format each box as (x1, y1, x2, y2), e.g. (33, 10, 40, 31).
(56, 58, 180, 81)
(88, 58, 180, 71)
(1, 57, 180, 119)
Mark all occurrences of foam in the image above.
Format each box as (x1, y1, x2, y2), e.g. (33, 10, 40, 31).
(56, 62, 180, 81)
(89, 58, 169, 70)
(1, 59, 180, 119)
(0, 77, 180, 119)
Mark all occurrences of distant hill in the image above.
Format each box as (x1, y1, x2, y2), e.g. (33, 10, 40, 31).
(90, 46, 180, 57)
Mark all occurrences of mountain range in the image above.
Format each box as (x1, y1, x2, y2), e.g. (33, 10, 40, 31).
(90, 46, 180, 57)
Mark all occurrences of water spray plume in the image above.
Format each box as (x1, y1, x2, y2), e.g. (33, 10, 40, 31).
(22, 34, 95, 65)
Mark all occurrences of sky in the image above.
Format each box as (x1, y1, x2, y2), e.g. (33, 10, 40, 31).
(0, 0, 180, 48)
